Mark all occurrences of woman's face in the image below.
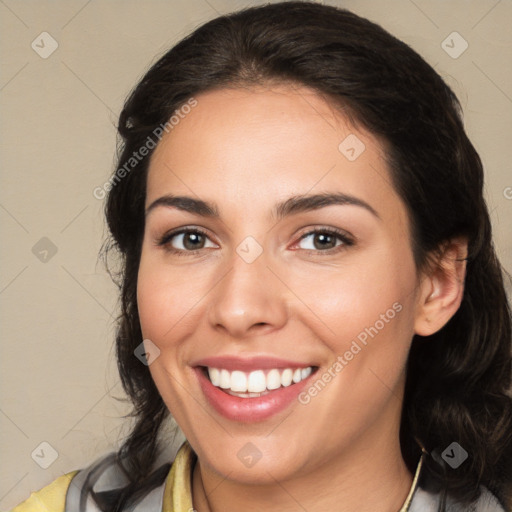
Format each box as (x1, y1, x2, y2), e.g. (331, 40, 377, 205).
(137, 84, 425, 482)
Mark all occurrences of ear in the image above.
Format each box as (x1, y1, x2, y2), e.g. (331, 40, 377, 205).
(414, 237, 468, 336)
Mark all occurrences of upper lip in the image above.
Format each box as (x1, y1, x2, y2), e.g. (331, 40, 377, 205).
(192, 355, 316, 372)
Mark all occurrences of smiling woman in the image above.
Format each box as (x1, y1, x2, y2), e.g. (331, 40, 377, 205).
(11, 1, 512, 512)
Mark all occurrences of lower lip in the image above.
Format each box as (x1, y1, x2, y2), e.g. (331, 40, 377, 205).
(195, 367, 315, 423)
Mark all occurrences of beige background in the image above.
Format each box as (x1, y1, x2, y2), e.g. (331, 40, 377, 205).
(0, 0, 511, 509)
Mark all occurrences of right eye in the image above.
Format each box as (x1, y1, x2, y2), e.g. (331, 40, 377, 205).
(157, 228, 217, 255)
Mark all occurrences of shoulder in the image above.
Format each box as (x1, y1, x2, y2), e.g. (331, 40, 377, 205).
(9, 442, 191, 512)
(410, 484, 509, 511)
(408, 454, 510, 512)
(9, 471, 79, 512)
(63, 451, 172, 511)
(471, 487, 510, 512)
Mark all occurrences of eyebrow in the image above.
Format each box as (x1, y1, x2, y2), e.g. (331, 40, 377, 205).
(145, 192, 380, 221)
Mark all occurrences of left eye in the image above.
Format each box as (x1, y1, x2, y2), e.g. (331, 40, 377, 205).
(296, 229, 352, 251)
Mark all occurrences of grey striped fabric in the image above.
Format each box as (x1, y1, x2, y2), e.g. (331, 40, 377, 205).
(64, 451, 508, 512)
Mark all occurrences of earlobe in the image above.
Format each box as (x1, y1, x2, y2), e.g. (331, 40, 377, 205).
(414, 237, 468, 337)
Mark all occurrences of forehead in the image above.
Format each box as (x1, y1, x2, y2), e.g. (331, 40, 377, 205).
(146, 84, 405, 228)
(149, 84, 360, 176)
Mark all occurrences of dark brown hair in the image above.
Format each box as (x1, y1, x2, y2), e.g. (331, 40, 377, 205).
(101, 2, 512, 510)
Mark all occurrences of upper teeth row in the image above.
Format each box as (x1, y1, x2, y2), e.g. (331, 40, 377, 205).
(207, 367, 313, 393)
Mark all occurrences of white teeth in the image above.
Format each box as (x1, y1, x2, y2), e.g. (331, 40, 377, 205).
(247, 370, 267, 393)
(219, 369, 231, 389)
(208, 367, 220, 387)
(205, 365, 314, 395)
(301, 367, 312, 379)
(230, 371, 247, 392)
(266, 369, 281, 390)
(281, 368, 293, 387)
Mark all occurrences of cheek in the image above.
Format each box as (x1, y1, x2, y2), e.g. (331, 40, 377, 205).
(136, 253, 208, 342)
(136, 257, 198, 413)
(299, 262, 415, 426)
(137, 266, 171, 341)
(289, 248, 416, 353)
(328, 255, 417, 391)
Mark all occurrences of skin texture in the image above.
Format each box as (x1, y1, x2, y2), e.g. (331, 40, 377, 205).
(137, 84, 467, 512)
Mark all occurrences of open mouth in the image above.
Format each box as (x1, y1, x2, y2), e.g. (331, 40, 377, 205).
(200, 365, 319, 398)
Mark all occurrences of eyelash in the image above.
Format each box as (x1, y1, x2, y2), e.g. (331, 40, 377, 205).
(156, 226, 354, 257)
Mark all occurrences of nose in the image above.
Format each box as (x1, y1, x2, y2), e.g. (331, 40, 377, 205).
(207, 249, 288, 339)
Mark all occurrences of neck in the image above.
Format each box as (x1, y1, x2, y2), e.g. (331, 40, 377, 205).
(192, 421, 414, 512)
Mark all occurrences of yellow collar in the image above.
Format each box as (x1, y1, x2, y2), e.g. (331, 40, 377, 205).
(163, 441, 424, 512)
(399, 452, 424, 512)
(162, 441, 195, 512)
